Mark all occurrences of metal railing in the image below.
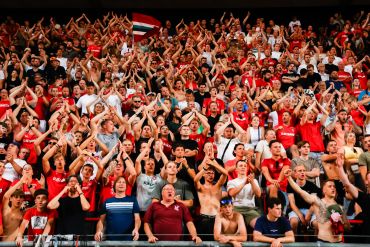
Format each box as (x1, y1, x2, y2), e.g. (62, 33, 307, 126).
(3, 241, 370, 247)
(4, 234, 370, 247)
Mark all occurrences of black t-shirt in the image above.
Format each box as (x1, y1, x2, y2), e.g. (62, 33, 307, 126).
(179, 139, 198, 166)
(26, 68, 45, 88)
(225, 69, 240, 79)
(0, 135, 12, 160)
(5, 77, 21, 91)
(296, 77, 308, 88)
(325, 64, 338, 75)
(306, 73, 322, 88)
(208, 114, 221, 136)
(194, 91, 210, 108)
(281, 72, 299, 91)
(354, 191, 370, 235)
(287, 180, 321, 209)
(56, 196, 86, 235)
(45, 65, 66, 83)
(150, 75, 165, 94)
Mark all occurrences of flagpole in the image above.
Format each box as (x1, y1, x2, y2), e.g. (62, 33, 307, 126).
(132, 19, 134, 51)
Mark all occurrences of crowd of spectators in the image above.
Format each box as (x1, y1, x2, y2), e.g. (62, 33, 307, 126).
(0, 9, 369, 247)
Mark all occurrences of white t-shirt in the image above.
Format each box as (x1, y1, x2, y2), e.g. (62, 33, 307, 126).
(344, 65, 353, 76)
(267, 111, 279, 128)
(319, 72, 330, 82)
(217, 136, 253, 164)
(3, 159, 27, 182)
(297, 63, 318, 74)
(271, 51, 282, 60)
(227, 177, 259, 207)
(322, 56, 342, 66)
(0, 70, 4, 80)
(57, 57, 68, 70)
(76, 94, 98, 114)
(106, 95, 122, 117)
(255, 140, 286, 160)
(289, 20, 301, 33)
(136, 173, 161, 211)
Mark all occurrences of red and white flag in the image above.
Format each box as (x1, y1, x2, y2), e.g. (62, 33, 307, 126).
(132, 13, 161, 42)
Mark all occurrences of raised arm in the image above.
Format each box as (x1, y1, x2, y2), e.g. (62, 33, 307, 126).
(336, 153, 358, 199)
(285, 169, 319, 206)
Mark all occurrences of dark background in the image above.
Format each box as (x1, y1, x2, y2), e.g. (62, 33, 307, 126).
(0, 0, 369, 8)
(0, 1, 369, 27)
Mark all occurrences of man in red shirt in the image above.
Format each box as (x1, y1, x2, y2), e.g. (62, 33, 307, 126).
(275, 111, 298, 158)
(0, 89, 10, 119)
(337, 62, 352, 91)
(224, 143, 252, 181)
(255, 69, 273, 89)
(0, 161, 11, 201)
(230, 98, 249, 130)
(69, 151, 104, 213)
(16, 189, 57, 246)
(87, 36, 102, 58)
(202, 87, 225, 116)
(184, 110, 210, 162)
(334, 23, 351, 50)
(42, 136, 69, 200)
(144, 183, 202, 243)
(298, 103, 328, 159)
(261, 140, 291, 199)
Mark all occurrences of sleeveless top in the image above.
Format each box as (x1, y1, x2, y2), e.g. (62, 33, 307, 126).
(249, 127, 261, 147)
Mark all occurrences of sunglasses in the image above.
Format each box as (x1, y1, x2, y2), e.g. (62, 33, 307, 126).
(134, 101, 141, 103)
(49, 142, 57, 145)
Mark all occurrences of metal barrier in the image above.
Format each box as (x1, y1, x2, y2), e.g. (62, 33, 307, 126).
(3, 240, 370, 247)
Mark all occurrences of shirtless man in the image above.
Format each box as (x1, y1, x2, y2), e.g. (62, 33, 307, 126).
(214, 197, 247, 247)
(285, 169, 350, 243)
(321, 140, 345, 204)
(2, 183, 25, 241)
(169, 79, 186, 102)
(194, 143, 228, 240)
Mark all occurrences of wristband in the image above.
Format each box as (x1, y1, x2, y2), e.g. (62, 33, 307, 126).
(79, 192, 84, 196)
(123, 157, 129, 161)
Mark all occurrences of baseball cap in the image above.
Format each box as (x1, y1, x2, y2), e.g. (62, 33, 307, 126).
(220, 197, 233, 206)
(34, 189, 48, 198)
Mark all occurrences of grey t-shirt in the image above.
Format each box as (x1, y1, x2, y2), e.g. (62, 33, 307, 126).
(291, 157, 320, 184)
(97, 131, 120, 151)
(359, 151, 370, 172)
(136, 173, 161, 211)
(152, 178, 194, 202)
